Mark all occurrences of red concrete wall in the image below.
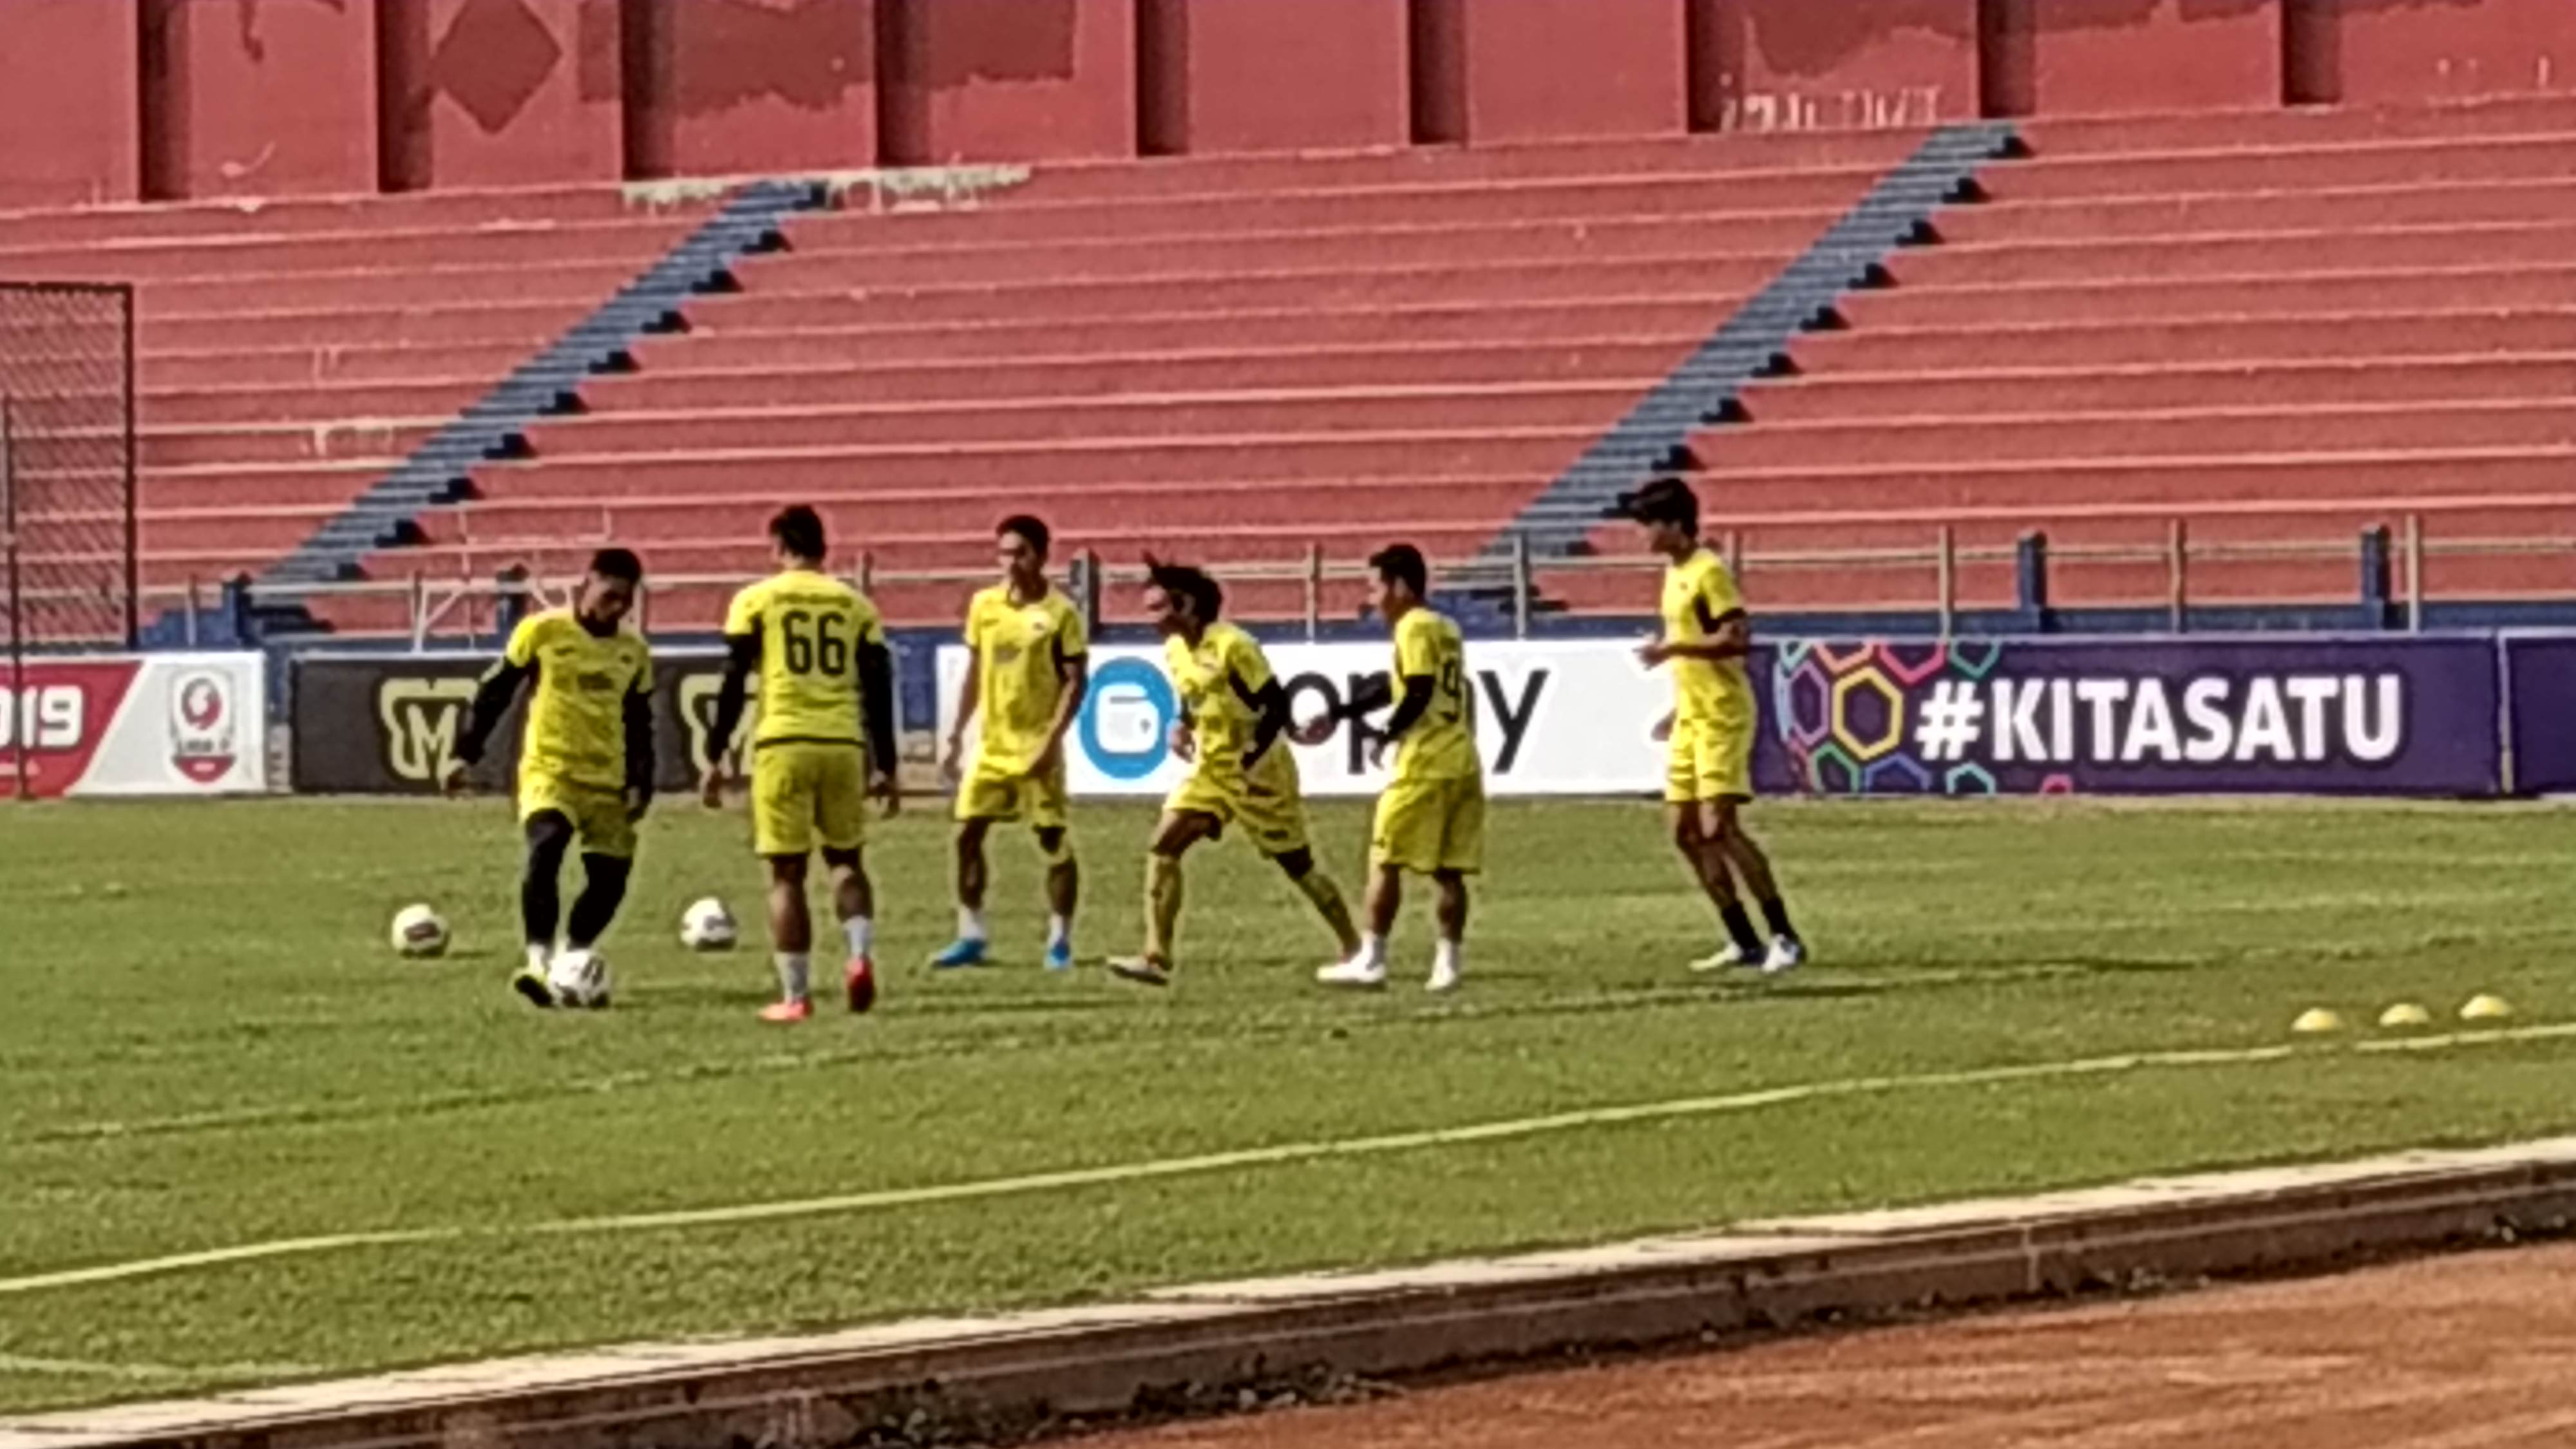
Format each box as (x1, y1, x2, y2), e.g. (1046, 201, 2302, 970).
(0, 0, 138, 208)
(2291, 0, 2576, 106)
(1984, 0, 2283, 117)
(380, 0, 623, 190)
(1139, 0, 1409, 155)
(1691, 0, 1976, 133)
(142, 0, 378, 198)
(623, 0, 874, 178)
(878, 0, 1132, 164)
(1453, 0, 1689, 142)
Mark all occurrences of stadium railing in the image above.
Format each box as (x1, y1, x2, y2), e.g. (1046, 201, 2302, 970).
(133, 507, 2557, 649)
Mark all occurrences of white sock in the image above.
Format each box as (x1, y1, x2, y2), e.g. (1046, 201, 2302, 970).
(1435, 939, 1462, 974)
(1047, 913, 1072, 949)
(775, 952, 811, 1003)
(524, 943, 549, 974)
(1356, 933, 1387, 969)
(844, 917, 873, 958)
(958, 907, 989, 942)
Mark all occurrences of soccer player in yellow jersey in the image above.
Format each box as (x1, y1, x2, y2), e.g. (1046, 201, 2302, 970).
(1622, 476, 1804, 974)
(446, 548, 654, 1009)
(1317, 544, 1483, 994)
(936, 515, 1089, 971)
(700, 507, 900, 1023)
(1106, 560, 1361, 989)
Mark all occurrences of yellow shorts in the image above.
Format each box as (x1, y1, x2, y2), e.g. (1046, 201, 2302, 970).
(752, 741, 869, 857)
(1166, 748, 1311, 858)
(955, 752, 1072, 832)
(1370, 773, 1484, 875)
(1665, 718, 1753, 804)
(520, 775, 635, 860)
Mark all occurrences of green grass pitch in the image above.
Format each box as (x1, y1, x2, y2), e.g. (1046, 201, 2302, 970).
(4, 795, 2574, 1412)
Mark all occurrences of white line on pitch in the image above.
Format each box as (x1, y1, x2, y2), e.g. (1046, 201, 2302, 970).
(5, 1021, 2570, 1299)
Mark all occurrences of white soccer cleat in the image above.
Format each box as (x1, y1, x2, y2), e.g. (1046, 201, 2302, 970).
(1689, 941, 1761, 973)
(1426, 960, 1461, 994)
(1316, 957, 1387, 989)
(1761, 936, 1807, 976)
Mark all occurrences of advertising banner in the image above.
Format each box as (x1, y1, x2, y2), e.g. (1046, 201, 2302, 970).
(939, 636, 2503, 799)
(290, 652, 743, 795)
(2, 653, 267, 797)
(2503, 634, 2576, 795)
(1765, 638, 2501, 797)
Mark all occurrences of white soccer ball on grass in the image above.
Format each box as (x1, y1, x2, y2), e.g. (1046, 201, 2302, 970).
(390, 904, 450, 959)
(679, 897, 739, 952)
(549, 949, 613, 1009)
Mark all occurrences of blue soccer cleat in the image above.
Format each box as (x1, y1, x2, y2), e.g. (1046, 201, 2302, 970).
(930, 937, 989, 970)
(1043, 937, 1075, 972)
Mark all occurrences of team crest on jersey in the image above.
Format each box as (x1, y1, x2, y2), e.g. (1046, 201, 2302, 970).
(169, 670, 238, 784)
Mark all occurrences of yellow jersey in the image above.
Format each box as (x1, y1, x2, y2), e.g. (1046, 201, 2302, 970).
(965, 584, 1088, 773)
(1165, 621, 1273, 771)
(1390, 608, 1478, 783)
(1660, 548, 1753, 732)
(503, 608, 652, 790)
(721, 570, 886, 748)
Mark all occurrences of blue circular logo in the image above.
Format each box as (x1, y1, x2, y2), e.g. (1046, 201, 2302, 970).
(1079, 657, 1177, 781)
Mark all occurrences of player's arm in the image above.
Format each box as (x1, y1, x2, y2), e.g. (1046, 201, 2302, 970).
(622, 670, 656, 820)
(1379, 672, 1437, 743)
(1654, 603, 1750, 663)
(447, 621, 538, 791)
(1238, 670, 1290, 766)
(700, 621, 759, 807)
(942, 649, 980, 782)
(1031, 620, 1088, 774)
(857, 636, 900, 812)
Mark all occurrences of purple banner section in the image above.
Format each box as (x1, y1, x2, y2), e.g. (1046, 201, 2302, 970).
(2504, 635, 2576, 795)
(1752, 638, 2501, 798)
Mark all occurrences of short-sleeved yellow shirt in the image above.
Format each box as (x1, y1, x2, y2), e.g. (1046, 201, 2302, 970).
(965, 585, 1088, 775)
(502, 608, 652, 790)
(1389, 608, 1477, 784)
(721, 570, 886, 749)
(1660, 548, 1753, 732)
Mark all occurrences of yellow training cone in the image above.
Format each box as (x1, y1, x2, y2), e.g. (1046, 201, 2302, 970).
(2291, 1008, 2344, 1035)
(2461, 994, 2516, 1023)
(2378, 1003, 2433, 1029)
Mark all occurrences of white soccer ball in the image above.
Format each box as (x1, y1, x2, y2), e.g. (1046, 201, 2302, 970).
(549, 949, 612, 1009)
(679, 897, 739, 952)
(390, 904, 450, 959)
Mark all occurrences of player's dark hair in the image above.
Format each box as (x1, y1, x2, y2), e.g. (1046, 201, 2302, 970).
(998, 514, 1051, 560)
(1143, 555, 1223, 620)
(589, 547, 643, 583)
(1369, 543, 1428, 597)
(1618, 475, 1699, 536)
(769, 505, 826, 562)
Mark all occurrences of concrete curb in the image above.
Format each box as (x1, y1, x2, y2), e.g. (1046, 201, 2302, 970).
(10, 1136, 2576, 1449)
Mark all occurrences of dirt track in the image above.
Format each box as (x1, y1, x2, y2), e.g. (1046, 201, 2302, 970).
(1086, 1243, 2576, 1447)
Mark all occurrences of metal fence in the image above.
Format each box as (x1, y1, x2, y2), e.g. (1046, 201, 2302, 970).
(0, 281, 137, 654)
(138, 509, 2544, 651)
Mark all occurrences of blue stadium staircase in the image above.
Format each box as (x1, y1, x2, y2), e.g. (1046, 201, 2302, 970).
(1437, 122, 2021, 628)
(211, 180, 824, 641)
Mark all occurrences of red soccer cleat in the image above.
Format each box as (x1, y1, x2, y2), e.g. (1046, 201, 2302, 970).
(759, 997, 813, 1024)
(845, 956, 877, 1014)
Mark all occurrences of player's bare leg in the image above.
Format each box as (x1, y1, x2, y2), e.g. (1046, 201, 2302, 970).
(1320, 864, 1401, 987)
(822, 844, 876, 1012)
(1112, 812, 1218, 987)
(1272, 848, 1361, 958)
(1677, 803, 1766, 972)
(934, 818, 994, 968)
(1711, 800, 1803, 972)
(1038, 826, 1079, 971)
(1428, 868, 1469, 994)
(762, 853, 817, 1021)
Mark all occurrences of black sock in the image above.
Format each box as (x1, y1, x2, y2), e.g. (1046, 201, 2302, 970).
(521, 813, 573, 949)
(1761, 896, 1797, 942)
(1719, 904, 1763, 956)
(565, 854, 630, 951)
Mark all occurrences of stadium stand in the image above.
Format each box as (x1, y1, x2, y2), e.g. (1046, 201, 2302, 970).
(19, 93, 2576, 639)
